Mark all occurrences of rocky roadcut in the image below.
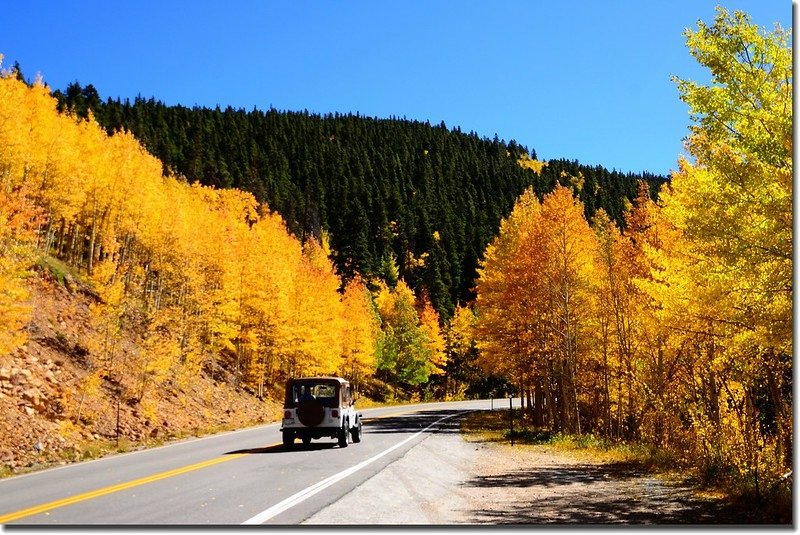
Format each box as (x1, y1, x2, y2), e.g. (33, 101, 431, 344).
(0, 276, 279, 474)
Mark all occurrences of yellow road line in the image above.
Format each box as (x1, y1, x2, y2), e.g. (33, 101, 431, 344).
(1, 410, 419, 524)
(0, 452, 254, 524)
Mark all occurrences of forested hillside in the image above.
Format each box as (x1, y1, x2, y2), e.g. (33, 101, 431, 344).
(50, 86, 666, 318)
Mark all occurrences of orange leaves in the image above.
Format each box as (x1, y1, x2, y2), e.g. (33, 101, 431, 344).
(476, 183, 601, 432)
(476, 185, 595, 364)
(0, 69, 383, 399)
(0, 184, 42, 355)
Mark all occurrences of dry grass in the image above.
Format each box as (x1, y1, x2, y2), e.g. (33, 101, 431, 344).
(460, 409, 679, 469)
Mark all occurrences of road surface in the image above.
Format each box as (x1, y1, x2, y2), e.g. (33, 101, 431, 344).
(0, 399, 488, 525)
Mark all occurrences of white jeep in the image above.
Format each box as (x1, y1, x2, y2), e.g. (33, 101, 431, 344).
(281, 376, 362, 448)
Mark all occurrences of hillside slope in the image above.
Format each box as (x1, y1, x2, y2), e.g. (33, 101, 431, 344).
(0, 266, 280, 476)
(54, 84, 667, 318)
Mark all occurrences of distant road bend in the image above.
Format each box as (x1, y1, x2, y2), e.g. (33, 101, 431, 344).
(0, 400, 488, 525)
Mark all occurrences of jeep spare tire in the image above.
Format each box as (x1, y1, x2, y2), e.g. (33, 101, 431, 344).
(297, 399, 325, 427)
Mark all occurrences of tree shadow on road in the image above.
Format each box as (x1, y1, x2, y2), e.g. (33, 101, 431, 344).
(223, 409, 467, 455)
(465, 462, 780, 525)
(364, 410, 465, 435)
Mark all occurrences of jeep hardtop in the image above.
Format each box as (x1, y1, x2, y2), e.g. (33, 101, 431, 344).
(280, 376, 362, 448)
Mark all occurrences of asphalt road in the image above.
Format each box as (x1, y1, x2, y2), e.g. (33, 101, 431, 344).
(0, 399, 490, 526)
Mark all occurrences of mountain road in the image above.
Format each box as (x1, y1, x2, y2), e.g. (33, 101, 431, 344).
(0, 399, 489, 525)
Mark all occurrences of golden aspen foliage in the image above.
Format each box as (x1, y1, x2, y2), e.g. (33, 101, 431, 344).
(537, 185, 598, 433)
(443, 304, 479, 399)
(339, 277, 380, 385)
(475, 184, 598, 432)
(288, 238, 346, 377)
(475, 187, 545, 392)
(447, 304, 477, 360)
(650, 8, 794, 481)
(417, 294, 447, 375)
(0, 185, 41, 354)
(517, 155, 548, 175)
(671, 8, 792, 355)
(86, 259, 129, 376)
(0, 66, 381, 415)
(589, 208, 636, 438)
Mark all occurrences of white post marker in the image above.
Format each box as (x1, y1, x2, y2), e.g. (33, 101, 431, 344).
(241, 411, 462, 525)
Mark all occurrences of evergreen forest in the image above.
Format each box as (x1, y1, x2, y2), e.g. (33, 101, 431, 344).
(50, 85, 666, 319)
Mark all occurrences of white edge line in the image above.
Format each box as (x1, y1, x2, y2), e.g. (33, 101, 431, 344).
(0, 401, 482, 485)
(241, 411, 463, 525)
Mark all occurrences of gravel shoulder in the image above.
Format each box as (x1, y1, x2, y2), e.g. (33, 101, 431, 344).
(304, 413, 774, 526)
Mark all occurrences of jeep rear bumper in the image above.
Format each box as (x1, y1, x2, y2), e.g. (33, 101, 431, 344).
(281, 426, 342, 440)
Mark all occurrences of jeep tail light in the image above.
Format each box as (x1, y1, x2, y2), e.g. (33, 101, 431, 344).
(284, 410, 291, 419)
(331, 409, 339, 418)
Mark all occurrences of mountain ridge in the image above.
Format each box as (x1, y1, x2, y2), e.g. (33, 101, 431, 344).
(53, 81, 667, 319)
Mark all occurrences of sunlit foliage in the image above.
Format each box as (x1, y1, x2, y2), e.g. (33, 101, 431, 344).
(473, 9, 792, 492)
(0, 63, 385, 411)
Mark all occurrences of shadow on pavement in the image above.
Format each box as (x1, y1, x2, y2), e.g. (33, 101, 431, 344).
(225, 409, 466, 455)
(225, 442, 339, 455)
(363, 410, 465, 435)
(465, 463, 781, 525)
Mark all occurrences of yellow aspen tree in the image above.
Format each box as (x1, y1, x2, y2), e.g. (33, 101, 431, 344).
(0, 185, 41, 355)
(289, 237, 345, 377)
(664, 8, 792, 478)
(86, 258, 133, 400)
(339, 277, 379, 388)
(238, 212, 298, 395)
(590, 209, 628, 437)
(538, 184, 597, 434)
(417, 294, 447, 376)
(443, 304, 479, 400)
(475, 188, 546, 406)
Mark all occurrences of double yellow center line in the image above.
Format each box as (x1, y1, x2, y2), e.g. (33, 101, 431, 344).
(0, 408, 414, 524)
(0, 453, 249, 524)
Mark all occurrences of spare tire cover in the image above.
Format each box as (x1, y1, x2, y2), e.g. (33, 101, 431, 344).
(297, 399, 325, 427)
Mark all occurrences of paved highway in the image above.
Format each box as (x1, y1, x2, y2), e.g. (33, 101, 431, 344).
(0, 399, 490, 525)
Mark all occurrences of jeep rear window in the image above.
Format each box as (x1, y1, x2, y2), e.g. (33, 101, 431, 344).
(287, 382, 339, 407)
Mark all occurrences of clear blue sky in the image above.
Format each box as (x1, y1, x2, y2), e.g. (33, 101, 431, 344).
(2, 1, 791, 176)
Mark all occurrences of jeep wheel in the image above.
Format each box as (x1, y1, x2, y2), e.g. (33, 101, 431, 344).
(282, 431, 294, 448)
(337, 422, 350, 448)
(351, 419, 362, 443)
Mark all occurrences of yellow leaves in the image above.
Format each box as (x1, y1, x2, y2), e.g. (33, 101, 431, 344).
(402, 250, 428, 271)
(340, 278, 379, 379)
(446, 304, 476, 358)
(418, 298, 446, 375)
(0, 264, 30, 355)
(0, 70, 384, 399)
(476, 183, 597, 382)
(517, 155, 547, 175)
(670, 7, 792, 356)
(0, 185, 40, 355)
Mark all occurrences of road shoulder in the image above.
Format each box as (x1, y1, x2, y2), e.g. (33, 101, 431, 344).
(303, 427, 481, 525)
(305, 412, 767, 525)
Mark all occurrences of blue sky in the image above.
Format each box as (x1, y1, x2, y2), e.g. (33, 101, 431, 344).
(2, 1, 791, 176)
